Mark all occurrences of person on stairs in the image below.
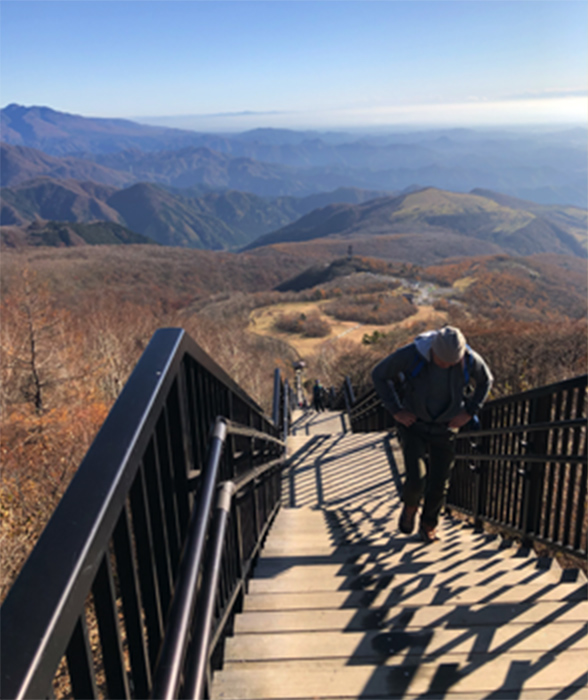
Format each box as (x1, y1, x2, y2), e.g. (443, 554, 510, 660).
(371, 326, 493, 543)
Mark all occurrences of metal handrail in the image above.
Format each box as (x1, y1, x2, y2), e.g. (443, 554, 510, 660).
(150, 417, 285, 699)
(150, 419, 227, 700)
(179, 429, 285, 698)
(0, 329, 282, 700)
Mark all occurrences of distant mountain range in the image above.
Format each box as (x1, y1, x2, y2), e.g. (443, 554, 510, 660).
(2, 104, 586, 207)
(1, 143, 135, 188)
(0, 104, 209, 155)
(0, 176, 388, 249)
(244, 187, 587, 262)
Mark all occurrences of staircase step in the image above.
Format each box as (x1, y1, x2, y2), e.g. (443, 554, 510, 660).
(233, 601, 588, 634)
(247, 566, 564, 594)
(211, 650, 588, 699)
(224, 621, 588, 662)
(243, 582, 588, 611)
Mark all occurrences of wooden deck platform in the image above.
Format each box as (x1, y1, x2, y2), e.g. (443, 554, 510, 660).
(212, 412, 588, 699)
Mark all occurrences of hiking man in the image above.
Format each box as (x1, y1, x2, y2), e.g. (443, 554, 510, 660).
(372, 326, 492, 542)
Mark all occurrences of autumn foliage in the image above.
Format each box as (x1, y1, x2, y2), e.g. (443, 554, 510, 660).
(1, 245, 586, 601)
(1, 272, 112, 597)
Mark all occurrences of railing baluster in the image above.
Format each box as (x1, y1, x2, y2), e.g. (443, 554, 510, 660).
(156, 405, 182, 574)
(173, 363, 195, 534)
(185, 359, 202, 475)
(144, 437, 174, 617)
(93, 553, 132, 699)
(66, 613, 99, 699)
(112, 503, 152, 700)
(129, 467, 164, 668)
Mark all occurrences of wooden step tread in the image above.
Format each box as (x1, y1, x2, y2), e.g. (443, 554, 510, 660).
(254, 545, 540, 571)
(243, 582, 588, 611)
(211, 650, 587, 699)
(234, 601, 588, 634)
(247, 567, 564, 594)
(224, 621, 588, 662)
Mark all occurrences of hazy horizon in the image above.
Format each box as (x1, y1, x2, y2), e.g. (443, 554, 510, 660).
(130, 112, 587, 134)
(1, 1, 586, 134)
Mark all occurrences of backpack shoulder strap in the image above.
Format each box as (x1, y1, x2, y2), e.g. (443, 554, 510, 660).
(409, 347, 426, 378)
(463, 345, 473, 384)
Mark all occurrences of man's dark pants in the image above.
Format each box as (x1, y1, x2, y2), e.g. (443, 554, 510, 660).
(397, 422, 456, 528)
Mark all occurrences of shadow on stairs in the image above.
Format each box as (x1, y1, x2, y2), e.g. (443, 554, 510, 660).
(211, 429, 588, 700)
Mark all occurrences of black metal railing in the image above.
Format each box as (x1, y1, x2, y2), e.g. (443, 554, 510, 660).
(345, 379, 395, 433)
(1, 328, 285, 700)
(450, 375, 587, 557)
(151, 417, 284, 699)
(345, 375, 587, 559)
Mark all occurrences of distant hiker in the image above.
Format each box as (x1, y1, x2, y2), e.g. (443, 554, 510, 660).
(372, 326, 492, 543)
(313, 380, 325, 412)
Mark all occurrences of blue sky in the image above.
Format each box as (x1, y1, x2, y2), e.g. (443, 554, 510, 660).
(1, 0, 586, 131)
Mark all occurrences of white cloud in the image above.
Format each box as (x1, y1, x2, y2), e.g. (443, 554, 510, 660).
(309, 95, 588, 128)
(135, 95, 587, 132)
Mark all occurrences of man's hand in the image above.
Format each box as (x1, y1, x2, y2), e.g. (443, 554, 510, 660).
(394, 410, 417, 427)
(449, 411, 472, 429)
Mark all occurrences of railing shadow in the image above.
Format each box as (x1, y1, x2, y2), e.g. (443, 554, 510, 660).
(264, 430, 587, 698)
(283, 432, 396, 508)
(322, 484, 587, 697)
(289, 409, 349, 436)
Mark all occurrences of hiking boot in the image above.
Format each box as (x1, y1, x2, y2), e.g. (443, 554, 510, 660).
(419, 523, 439, 543)
(398, 505, 418, 534)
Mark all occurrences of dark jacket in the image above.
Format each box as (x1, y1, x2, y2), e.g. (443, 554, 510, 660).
(371, 331, 493, 425)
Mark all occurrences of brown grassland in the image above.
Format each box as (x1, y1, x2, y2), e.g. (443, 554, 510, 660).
(1, 243, 586, 599)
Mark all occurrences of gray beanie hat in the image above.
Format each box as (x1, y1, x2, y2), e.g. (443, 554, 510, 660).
(431, 326, 466, 364)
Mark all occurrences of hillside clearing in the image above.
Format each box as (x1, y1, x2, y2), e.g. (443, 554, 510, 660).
(247, 300, 447, 357)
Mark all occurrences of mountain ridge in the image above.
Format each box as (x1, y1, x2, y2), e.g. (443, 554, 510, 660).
(243, 187, 587, 260)
(2, 105, 586, 207)
(0, 177, 390, 250)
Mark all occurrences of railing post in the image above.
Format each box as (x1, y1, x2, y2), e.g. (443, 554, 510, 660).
(343, 376, 355, 431)
(272, 369, 281, 428)
(283, 379, 290, 443)
(344, 376, 356, 406)
(521, 394, 551, 547)
(472, 421, 488, 531)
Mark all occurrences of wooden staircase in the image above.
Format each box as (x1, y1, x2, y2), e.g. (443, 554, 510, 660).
(211, 414, 588, 699)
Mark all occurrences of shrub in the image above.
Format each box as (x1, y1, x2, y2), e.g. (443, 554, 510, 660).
(273, 311, 331, 338)
(324, 293, 417, 325)
(274, 312, 305, 334)
(301, 312, 331, 338)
